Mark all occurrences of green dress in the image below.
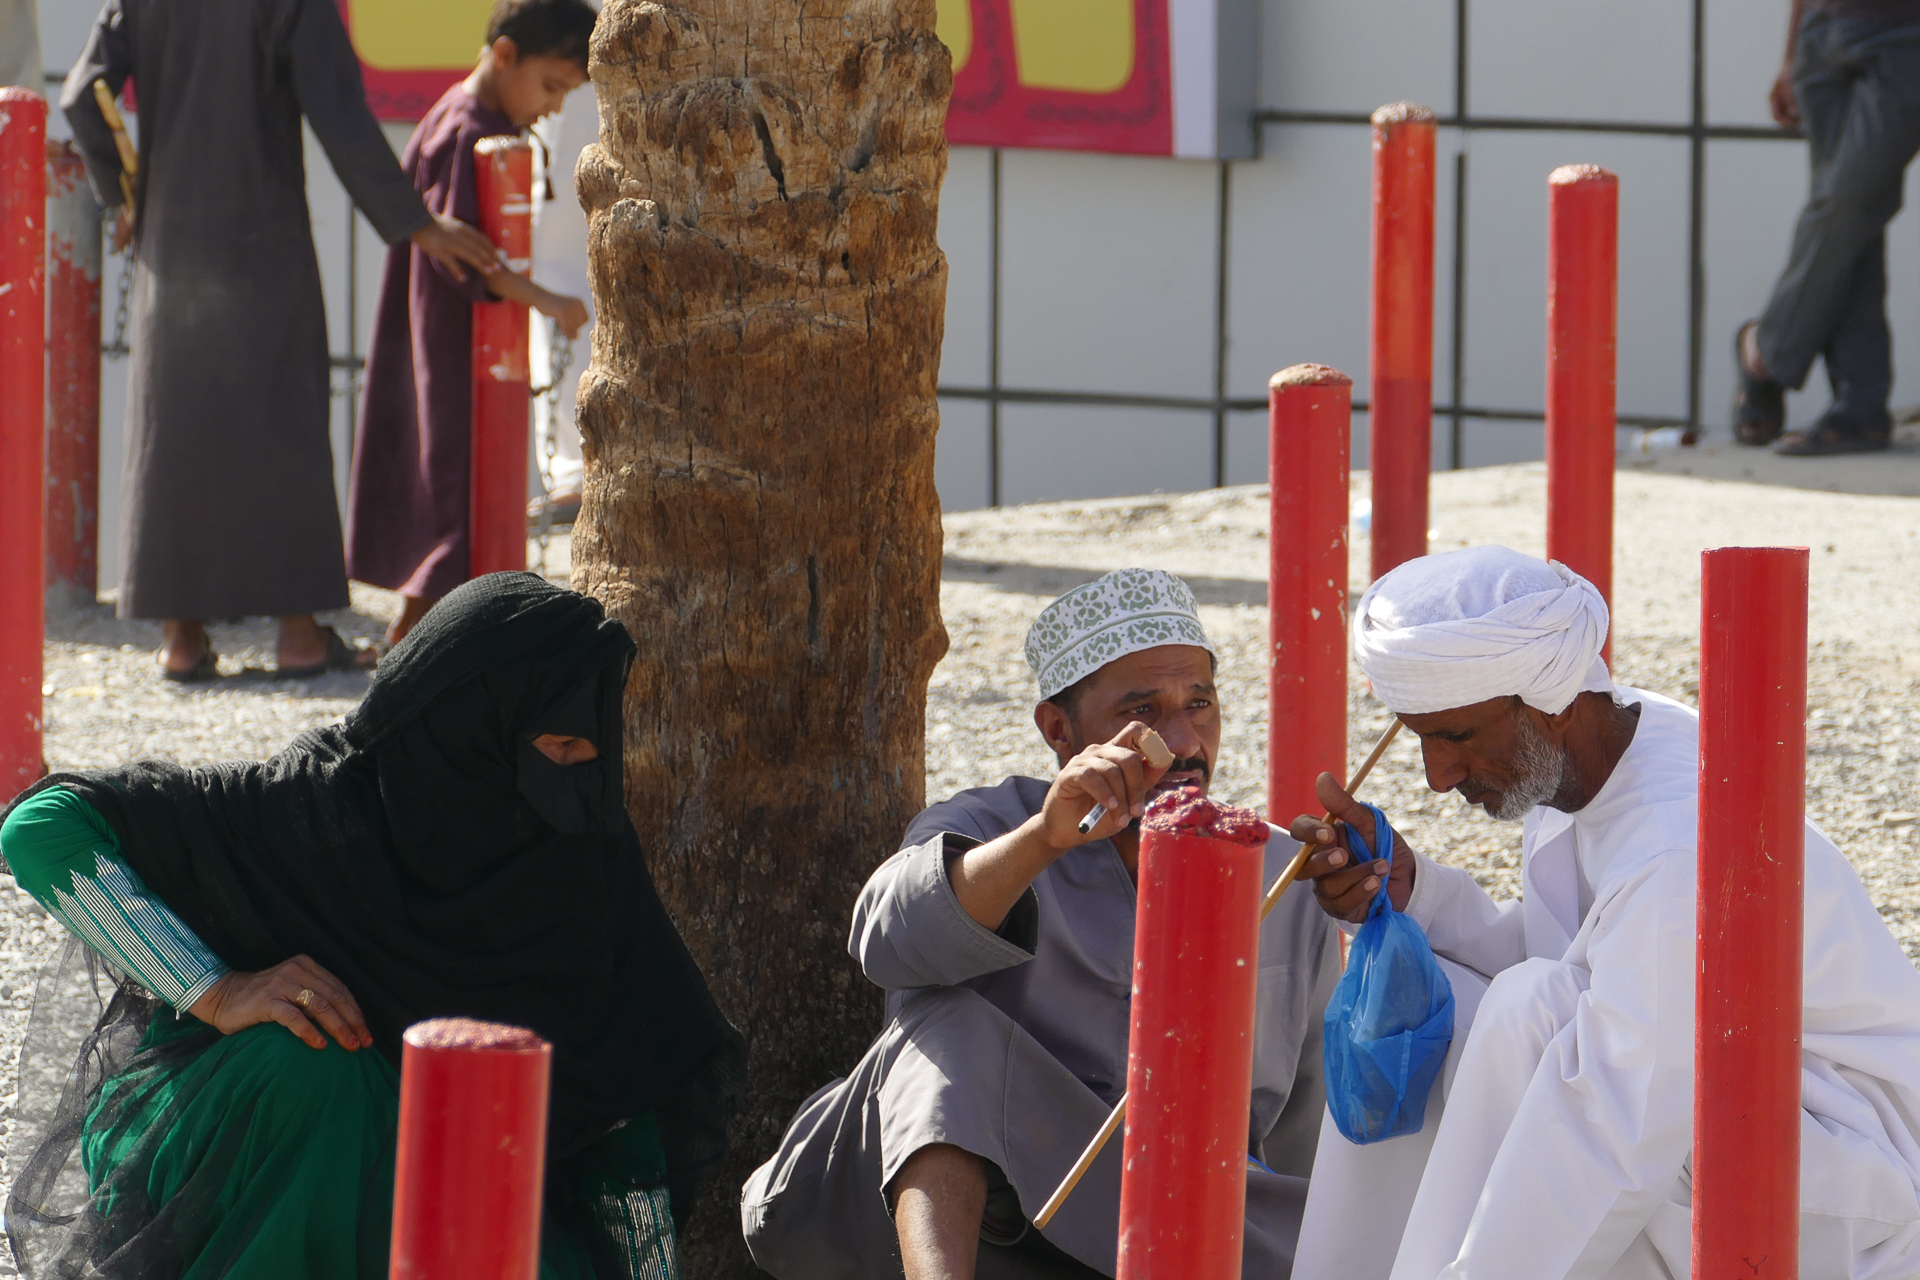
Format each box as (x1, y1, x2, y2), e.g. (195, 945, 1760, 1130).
(1, 787, 679, 1280)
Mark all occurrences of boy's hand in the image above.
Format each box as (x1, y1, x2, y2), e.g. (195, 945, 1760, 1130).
(110, 206, 133, 254)
(410, 214, 499, 281)
(539, 293, 590, 339)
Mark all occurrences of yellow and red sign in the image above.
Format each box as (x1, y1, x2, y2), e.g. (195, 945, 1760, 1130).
(337, 0, 491, 120)
(338, 0, 1251, 158)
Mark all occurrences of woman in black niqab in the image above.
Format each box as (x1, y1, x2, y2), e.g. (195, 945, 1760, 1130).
(1, 573, 744, 1278)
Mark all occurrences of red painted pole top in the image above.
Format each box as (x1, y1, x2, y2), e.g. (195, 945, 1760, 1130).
(1371, 101, 1438, 128)
(405, 1017, 550, 1053)
(1549, 163, 1617, 188)
(1271, 363, 1352, 390)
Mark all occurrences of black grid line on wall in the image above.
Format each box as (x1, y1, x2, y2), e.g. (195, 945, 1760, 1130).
(937, 0, 1806, 505)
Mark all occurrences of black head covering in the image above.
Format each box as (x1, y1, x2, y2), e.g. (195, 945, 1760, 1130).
(22, 573, 743, 1189)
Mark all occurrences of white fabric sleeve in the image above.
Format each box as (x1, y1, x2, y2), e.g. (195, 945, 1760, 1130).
(1443, 849, 1697, 1279)
(1401, 848, 1528, 981)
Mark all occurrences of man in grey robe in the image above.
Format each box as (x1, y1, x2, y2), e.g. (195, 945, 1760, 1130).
(61, 0, 495, 676)
(743, 569, 1342, 1280)
(0, 0, 39, 92)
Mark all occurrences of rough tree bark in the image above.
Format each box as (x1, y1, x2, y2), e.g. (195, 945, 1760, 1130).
(572, 0, 951, 1271)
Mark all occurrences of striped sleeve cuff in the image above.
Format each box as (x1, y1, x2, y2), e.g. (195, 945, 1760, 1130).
(50, 855, 229, 1010)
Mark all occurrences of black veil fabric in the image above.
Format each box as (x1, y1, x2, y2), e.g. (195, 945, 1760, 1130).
(3, 573, 745, 1271)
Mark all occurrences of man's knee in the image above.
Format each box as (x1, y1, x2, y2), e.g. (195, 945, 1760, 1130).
(1473, 958, 1587, 1050)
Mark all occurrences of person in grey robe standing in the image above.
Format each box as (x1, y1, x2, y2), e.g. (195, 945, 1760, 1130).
(60, 0, 496, 678)
(742, 569, 1342, 1280)
(0, 0, 39, 92)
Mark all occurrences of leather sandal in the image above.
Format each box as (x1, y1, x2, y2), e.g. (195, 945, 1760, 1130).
(1732, 322, 1786, 447)
(157, 643, 220, 684)
(277, 627, 379, 679)
(1773, 414, 1892, 457)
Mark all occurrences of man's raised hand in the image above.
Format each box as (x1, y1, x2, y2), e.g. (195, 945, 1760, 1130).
(1041, 722, 1173, 847)
(1290, 771, 1415, 923)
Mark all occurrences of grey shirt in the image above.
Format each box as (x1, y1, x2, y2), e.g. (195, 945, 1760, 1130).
(849, 776, 1340, 1161)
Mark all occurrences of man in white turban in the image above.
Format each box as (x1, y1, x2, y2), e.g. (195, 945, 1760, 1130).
(1291, 544, 1920, 1280)
(743, 569, 1341, 1279)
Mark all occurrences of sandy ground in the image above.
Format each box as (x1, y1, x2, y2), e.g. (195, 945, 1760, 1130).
(4, 468, 1919, 1251)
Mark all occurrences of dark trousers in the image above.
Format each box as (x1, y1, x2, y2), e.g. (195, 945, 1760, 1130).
(1757, 12, 1920, 425)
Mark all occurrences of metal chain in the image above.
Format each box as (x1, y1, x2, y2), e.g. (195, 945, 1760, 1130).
(102, 244, 133, 359)
(530, 327, 575, 576)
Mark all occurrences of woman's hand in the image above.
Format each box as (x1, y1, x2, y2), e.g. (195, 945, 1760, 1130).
(188, 955, 373, 1051)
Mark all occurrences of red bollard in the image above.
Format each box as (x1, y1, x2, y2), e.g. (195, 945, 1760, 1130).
(390, 1018, 552, 1280)
(1694, 547, 1806, 1280)
(1116, 824, 1264, 1278)
(0, 90, 47, 802)
(470, 136, 533, 579)
(46, 140, 101, 612)
(1368, 103, 1436, 583)
(1545, 165, 1618, 657)
(1268, 364, 1350, 830)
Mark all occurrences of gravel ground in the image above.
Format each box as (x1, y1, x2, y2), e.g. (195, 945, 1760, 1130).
(4, 468, 1920, 1236)
(936, 466, 1920, 959)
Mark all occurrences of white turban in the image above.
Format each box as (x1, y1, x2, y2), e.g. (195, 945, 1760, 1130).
(1353, 546, 1613, 715)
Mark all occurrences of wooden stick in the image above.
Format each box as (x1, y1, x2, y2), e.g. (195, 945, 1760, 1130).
(91, 79, 137, 209)
(1031, 716, 1405, 1230)
(1258, 716, 1404, 920)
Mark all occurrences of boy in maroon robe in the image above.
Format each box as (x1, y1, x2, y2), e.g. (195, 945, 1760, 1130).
(348, 0, 593, 645)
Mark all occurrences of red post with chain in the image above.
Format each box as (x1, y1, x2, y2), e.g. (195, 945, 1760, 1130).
(1694, 546, 1806, 1280)
(1545, 165, 1618, 656)
(0, 90, 47, 801)
(390, 1018, 552, 1279)
(1368, 103, 1436, 583)
(1268, 364, 1350, 829)
(46, 140, 102, 611)
(470, 136, 533, 579)
(1116, 820, 1264, 1279)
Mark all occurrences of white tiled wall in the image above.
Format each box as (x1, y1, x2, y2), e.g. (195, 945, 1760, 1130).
(43, 0, 1920, 542)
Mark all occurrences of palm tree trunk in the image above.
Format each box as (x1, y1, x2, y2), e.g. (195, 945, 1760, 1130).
(573, 0, 951, 1270)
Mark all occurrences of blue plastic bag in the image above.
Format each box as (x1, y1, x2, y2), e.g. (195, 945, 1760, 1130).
(1322, 804, 1455, 1144)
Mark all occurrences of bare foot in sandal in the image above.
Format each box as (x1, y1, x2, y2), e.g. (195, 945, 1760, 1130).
(158, 620, 220, 682)
(1732, 321, 1786, 446)
(276, 615, 378, 676)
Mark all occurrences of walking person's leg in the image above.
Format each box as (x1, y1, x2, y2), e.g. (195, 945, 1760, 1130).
(1749, 18, 1920, 452)
(1810, 226, 1892, 435)
(1738, 13, 1852, 443)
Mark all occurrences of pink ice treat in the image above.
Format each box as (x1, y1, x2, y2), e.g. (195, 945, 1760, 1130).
(1141, 787, 1270, 846)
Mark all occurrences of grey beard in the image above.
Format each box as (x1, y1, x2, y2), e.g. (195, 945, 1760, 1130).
(1483, 712, 1569, 821)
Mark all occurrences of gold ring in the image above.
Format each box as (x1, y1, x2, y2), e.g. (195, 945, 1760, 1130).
(294, 988, 315, 1009)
